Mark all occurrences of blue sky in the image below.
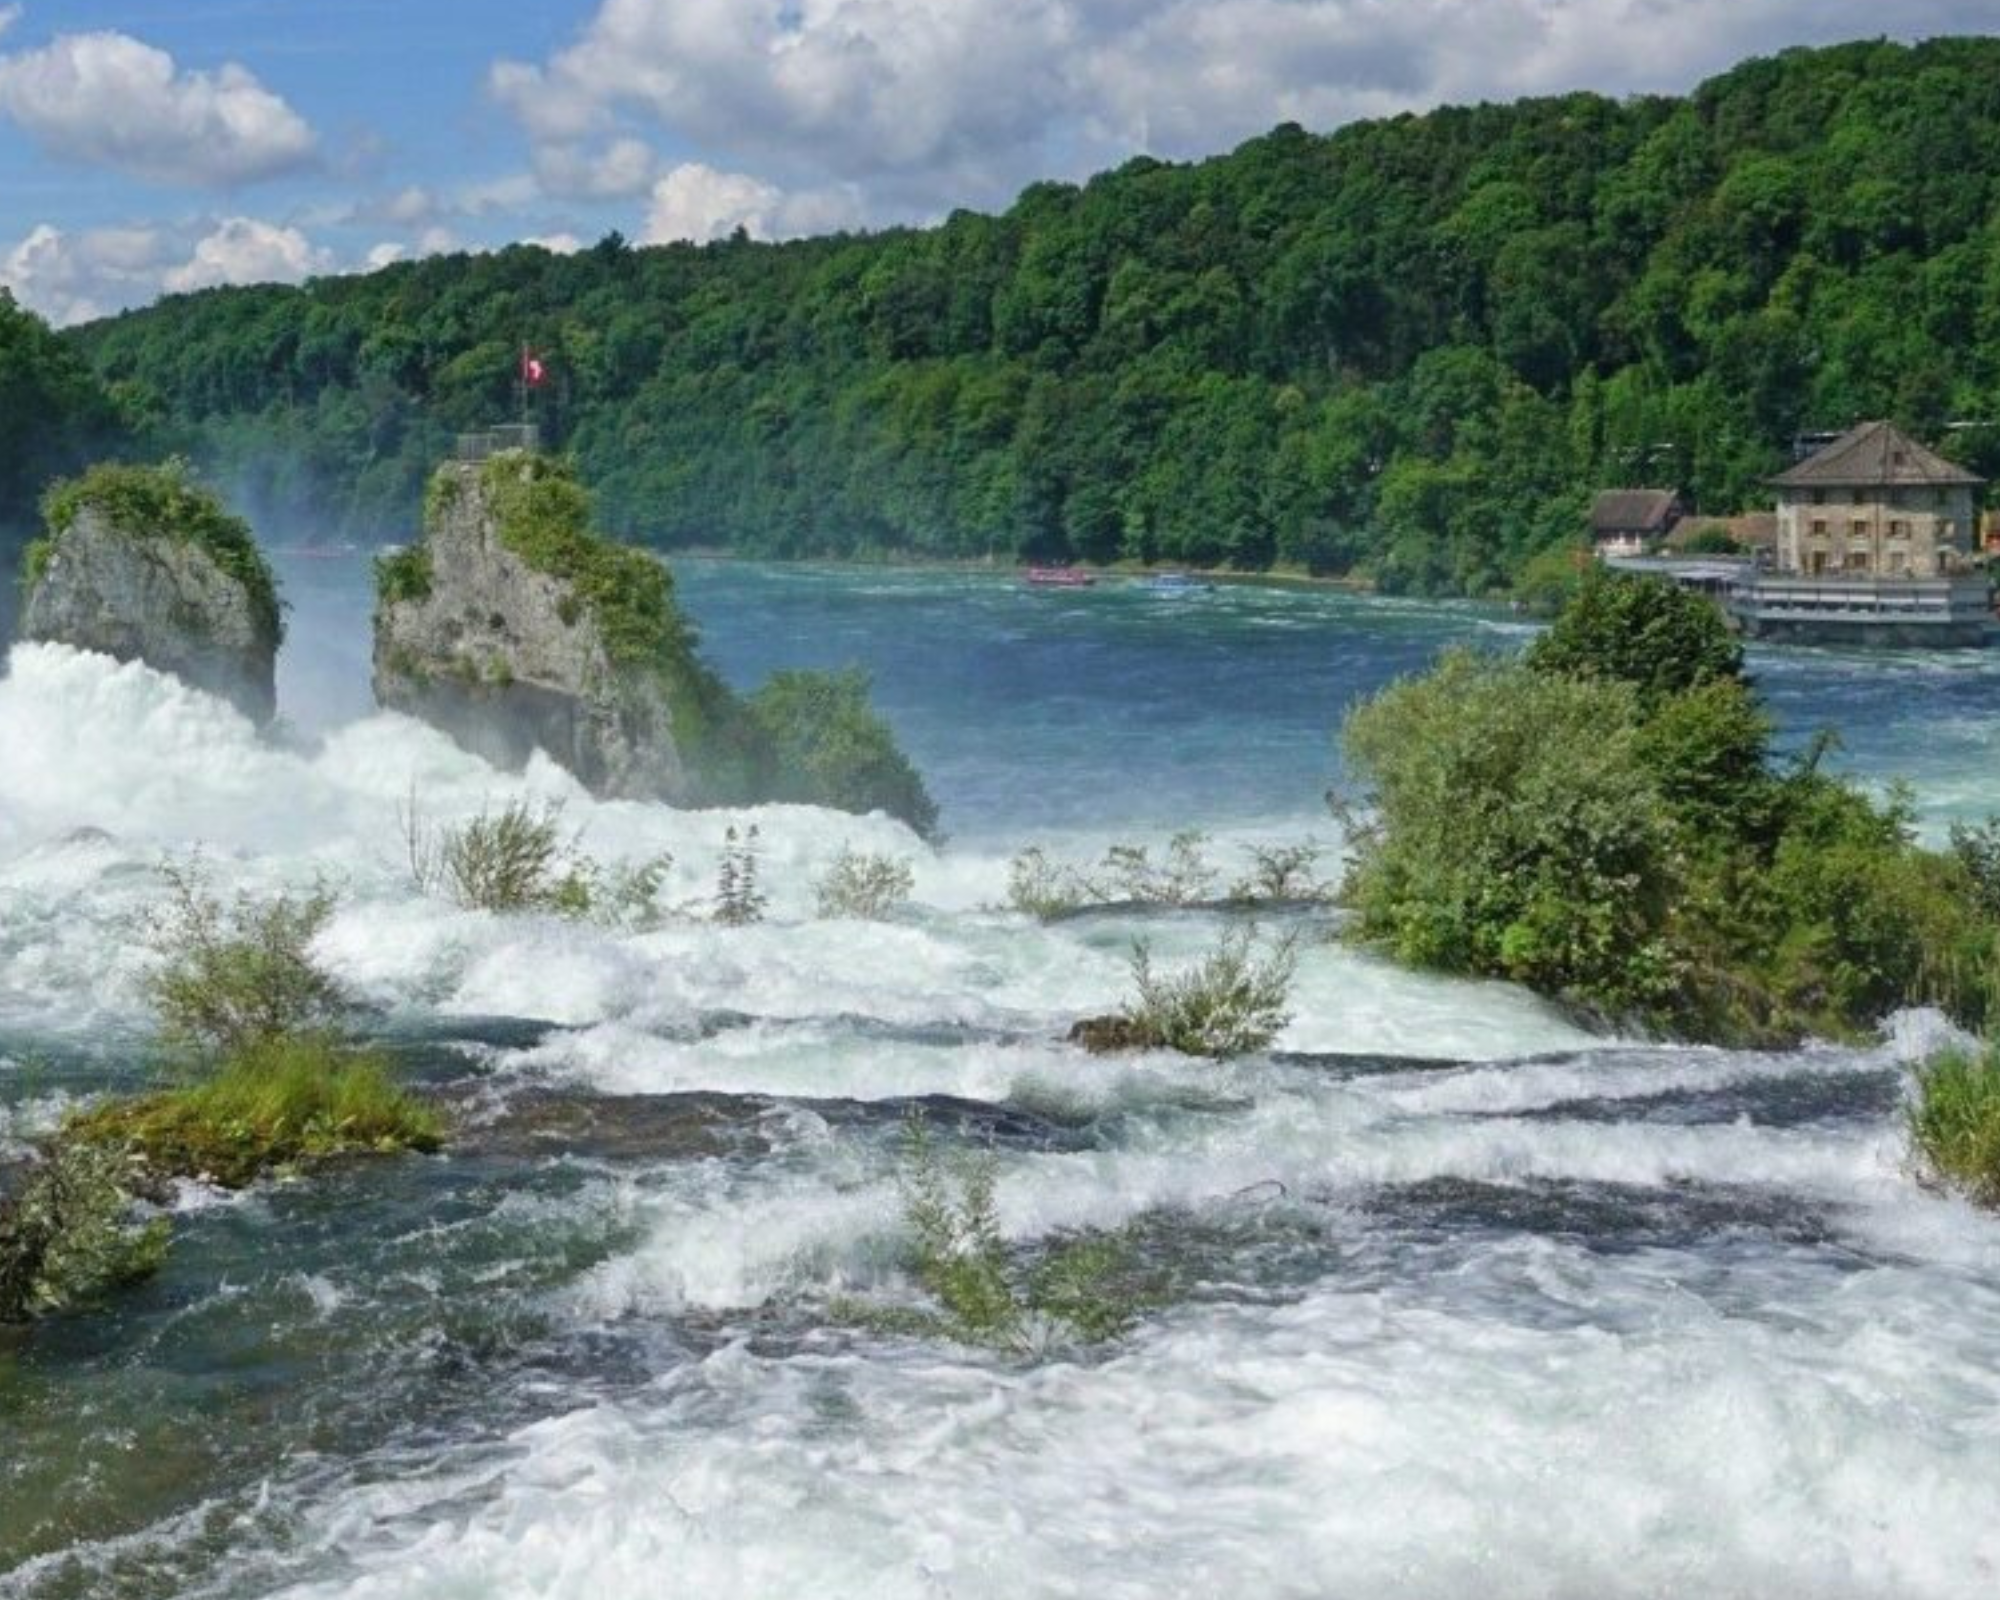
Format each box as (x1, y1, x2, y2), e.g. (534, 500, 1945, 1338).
(2, 0, 1995, 325)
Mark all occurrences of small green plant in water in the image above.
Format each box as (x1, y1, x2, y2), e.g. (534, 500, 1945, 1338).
(403, 793, 673, 927)
(1908, 1040, 2000, 1206)
(713, 825, 767, 925)
(1117, 927, 1298, 1058)
(884, 1113, 1140, 1354)
(814, 848, 915, 920)
(142, 859, 350, 1062)
(0, 1141, 167, 1323)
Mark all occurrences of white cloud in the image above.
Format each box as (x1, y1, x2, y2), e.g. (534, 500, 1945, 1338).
(495, 0, 2000, 225)
(524, 232, 585, 254)
(2, 222, 166, 325)
(162, 217, 330, 293)
(642, 162, 862, 244)
(0, 30, 316, 187)
(533, 135, 658, 200)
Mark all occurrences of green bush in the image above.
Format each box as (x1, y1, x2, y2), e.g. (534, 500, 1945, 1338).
(1339, 574, 2000, 1043)
(745, 668, 939, 839)
(373, 543, 433, 605)
(404, 794, 675, 927)
(38, 460, 283, 647)
(886, 1113, 1138, 1352)
(0, 1140, 167, 1322)
(814, 848, 915, 919)
(1116, 927, 1298, 1058)
(141, 861, 350, 1062)
(66, 1035, 443, 1189)
(1525, 568, 1744, 706)
(1341, 650, 1677, 1015)
(1907, 1041, 2000, 1206)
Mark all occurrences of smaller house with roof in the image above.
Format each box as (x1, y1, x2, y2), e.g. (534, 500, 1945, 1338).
(1589, 489, 1685, 557)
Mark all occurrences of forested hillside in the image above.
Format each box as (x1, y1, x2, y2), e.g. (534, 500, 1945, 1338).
(0, 295, 128, 636)
(69, 37, 2000, 594)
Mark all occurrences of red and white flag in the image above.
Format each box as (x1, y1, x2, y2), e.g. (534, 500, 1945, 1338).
(521, 348, 548, 387)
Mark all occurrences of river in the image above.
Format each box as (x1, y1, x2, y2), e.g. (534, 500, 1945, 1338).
(2, 560, 1998, 1597)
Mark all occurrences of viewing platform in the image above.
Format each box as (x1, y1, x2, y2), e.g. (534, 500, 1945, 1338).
(1730, 571, 1994, 648)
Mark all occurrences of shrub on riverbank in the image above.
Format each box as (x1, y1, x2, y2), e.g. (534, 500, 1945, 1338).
(1339, 572, 2000, 1044)
(1908, 1042, 2000, 1206)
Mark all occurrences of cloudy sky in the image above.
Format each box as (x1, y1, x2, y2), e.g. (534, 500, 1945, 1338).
(1, 0, 1993, 325)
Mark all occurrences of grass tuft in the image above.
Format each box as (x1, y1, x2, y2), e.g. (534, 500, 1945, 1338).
(66, 1034, 443, 1189)
(1908, 1041, 2000, 1206)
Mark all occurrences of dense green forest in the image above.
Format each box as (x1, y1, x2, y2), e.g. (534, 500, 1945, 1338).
(64, 37, 2000, 594)
(0, 295, 129, 635)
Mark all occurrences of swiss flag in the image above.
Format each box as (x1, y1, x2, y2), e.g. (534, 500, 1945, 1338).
(521, 349, 548, 387)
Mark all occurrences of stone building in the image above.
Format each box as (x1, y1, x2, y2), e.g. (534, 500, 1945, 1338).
(1732, 421, 1992, 646)
(1769, 420, 1980, 578)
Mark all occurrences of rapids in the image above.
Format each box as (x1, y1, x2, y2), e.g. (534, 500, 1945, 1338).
(2, 561, 1998, 1598)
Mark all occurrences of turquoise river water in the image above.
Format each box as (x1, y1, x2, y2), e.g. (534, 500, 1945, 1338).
(2, 559, 1999, 1597)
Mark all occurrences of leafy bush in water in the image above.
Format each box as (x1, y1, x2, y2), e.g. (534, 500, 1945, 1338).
(1339, 572, 2000, 1043)
(1907, 1041, 2000, 1206)
(67, 1035, 443, 1189)
(745, 669, 939, 840)
(815, 848, 915, 920)
(890, 1114, 1138, 1352)
(142, 861, 351, 1062)
(712, 825, 767, 926)
(1116, 927, 1298, 1058)
(404, 795, 673, 927)
(0, 1141, 167, 1322)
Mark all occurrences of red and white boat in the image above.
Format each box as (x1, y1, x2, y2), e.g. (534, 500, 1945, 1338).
(1023, 565, 1096, 588)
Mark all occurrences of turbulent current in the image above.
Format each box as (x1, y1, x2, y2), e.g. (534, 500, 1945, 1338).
(3, 561, 1999, 1598)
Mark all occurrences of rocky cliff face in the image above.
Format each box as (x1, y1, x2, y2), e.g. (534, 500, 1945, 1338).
(371, 456, 694, 800)
(22, 503, 279, 725)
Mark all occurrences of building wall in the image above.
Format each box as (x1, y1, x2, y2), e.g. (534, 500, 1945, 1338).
(1775, 484, 1976, 577)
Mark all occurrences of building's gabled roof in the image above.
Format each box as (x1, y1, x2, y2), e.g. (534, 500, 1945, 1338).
(1769, 420, 1984, 489)
(1590, 488, 1682, 536)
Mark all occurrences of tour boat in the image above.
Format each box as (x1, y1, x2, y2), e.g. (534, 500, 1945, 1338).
(1024, 565, 1096, 587)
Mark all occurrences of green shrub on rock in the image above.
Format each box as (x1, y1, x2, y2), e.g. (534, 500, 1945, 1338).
(35, 459, 282, 649)
(0, 1141, 167, 1322)
(746, 668, 939, 839)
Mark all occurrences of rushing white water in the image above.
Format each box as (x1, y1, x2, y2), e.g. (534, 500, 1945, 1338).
(4, 578, 2000, 1600)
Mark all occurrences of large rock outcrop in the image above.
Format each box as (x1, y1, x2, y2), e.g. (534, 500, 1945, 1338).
(372, 453, 714, 801)
(21, 464, 281, 725)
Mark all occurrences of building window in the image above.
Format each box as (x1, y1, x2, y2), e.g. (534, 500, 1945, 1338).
(1889, 519, 1908, 537)
(1811, 519, 1827, 535)
(1846, 550, 1870, 572)
(1850, 519, 1869, 537)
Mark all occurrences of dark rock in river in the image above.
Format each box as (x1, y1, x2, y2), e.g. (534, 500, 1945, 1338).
(23, 500, 279, 725)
